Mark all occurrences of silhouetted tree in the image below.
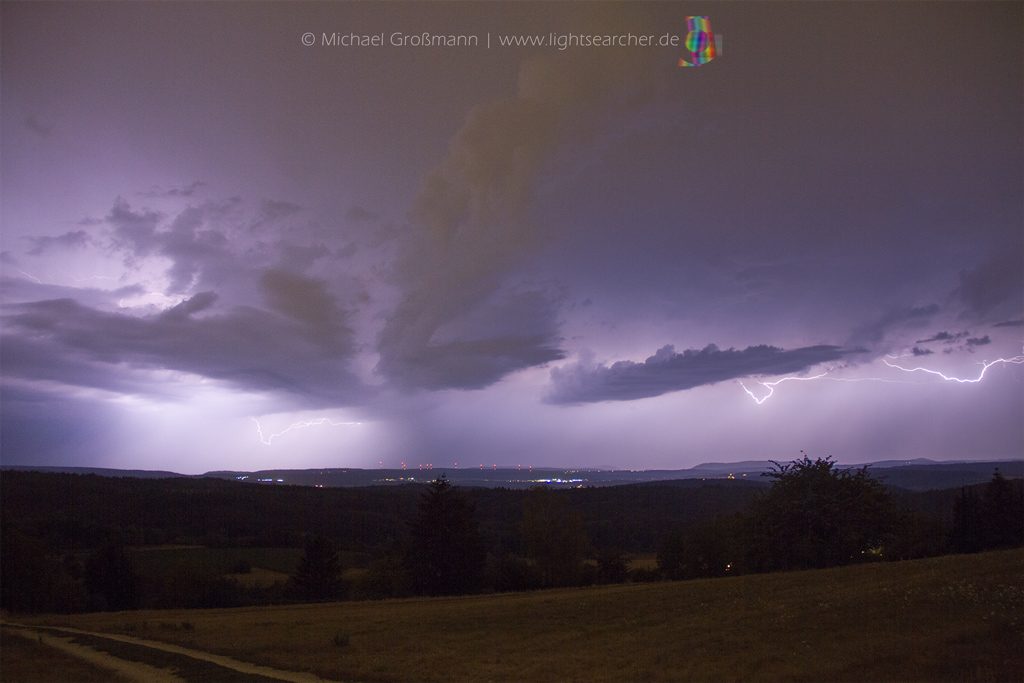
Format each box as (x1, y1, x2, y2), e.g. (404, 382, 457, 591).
(658, 515, 745, 580)
(522, 486, 588, 587)
(404, 476, 486, 596)
(885, 508, 948, 561)
(0, 530, 87, 613)
(595, 548, 629, 584)
(953, 470, 1024, 553)
(488, 553, 543, 593)
(84, 537, 141, 611)
(982, 469, 1024, 549)
(950, 485, 985, 553)
(747, 454, 896, 572)
(293, 535, 345, 601)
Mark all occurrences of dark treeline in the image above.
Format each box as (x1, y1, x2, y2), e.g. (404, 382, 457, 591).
(0, 472, 764, 554)
(2, 459, 1021, 614)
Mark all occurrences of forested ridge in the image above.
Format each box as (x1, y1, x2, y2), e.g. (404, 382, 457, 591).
(2, 461, 1021, 614)
(0, 471, 764, 552)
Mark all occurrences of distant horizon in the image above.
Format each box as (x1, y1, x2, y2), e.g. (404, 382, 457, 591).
(5, 456, 1023, 479)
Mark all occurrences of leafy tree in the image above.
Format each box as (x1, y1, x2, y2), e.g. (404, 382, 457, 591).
(595, 548, 629, 584)
(658, 515, 745, 580)
(885, 508, 948, 561)
(363, 553, 409, 599)
(84, 537, 141, 611)
(521, 486, 588, 587)
(488, 553, 543, 593)
(293, 535, 345, 601)
(404, 476, 486, 596)
(747, 454, 896, 572)
(0, 530, 86, 613)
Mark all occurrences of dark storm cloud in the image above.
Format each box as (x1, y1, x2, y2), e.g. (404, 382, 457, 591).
(167, 181, 205, 198)
(993, 319, 1024, 328)
(377, 8, 666, 391)
(954, 250, 1024, 317)
(161, 205, 232, 293)
(259, 270, 351, 353)
(911, 347, 934, 357)
(107, 197, 163, 262)
(547, 343, 850, 405)
(381, 289, 565, 390)
(102, 197, 267, 295)
(24, 230, 93, 256)
(0, 276, 144, 308)
(916, 331, 969, 344)
(275, 242, 332, 272)
(848, 304, 940, 347)
(0, 291, 363, 403)
(254, 200, 303, 228)
(141, 181, 207, 199)
(0, 335, 161, 397)
(966, 335, 991, 348)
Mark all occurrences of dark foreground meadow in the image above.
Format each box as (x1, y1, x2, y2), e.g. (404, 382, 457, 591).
(13, 548, 1023, 683)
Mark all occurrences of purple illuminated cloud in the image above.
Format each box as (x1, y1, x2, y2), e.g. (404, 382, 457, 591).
(547, 343, 851, 404)
(1, 288, 364, 404)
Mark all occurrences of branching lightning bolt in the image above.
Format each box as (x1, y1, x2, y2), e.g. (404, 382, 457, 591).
(882, 353, 1024, 382)
(741, 350, 1024, 404)
(252, 417, 361, 445)
(739, 371, 831, 405)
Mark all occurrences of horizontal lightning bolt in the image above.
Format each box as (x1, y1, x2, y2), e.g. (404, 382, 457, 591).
(742, 350, 1024, 404)
(252, 417, 360, 445)
(739, 371, 831, 405)
(882, 354, 1024, 382)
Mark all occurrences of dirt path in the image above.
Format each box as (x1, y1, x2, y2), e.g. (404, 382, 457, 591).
(1, 623, 338, 683)
(3, 626, 181, 683)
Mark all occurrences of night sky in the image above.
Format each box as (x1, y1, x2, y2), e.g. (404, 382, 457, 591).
(2, 2, 1021, 474)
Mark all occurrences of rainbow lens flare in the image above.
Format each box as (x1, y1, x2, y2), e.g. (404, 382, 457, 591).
(680, 16, 717, 67)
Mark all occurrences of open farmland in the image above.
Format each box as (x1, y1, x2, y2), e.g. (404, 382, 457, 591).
(13, 548, 1023, 683)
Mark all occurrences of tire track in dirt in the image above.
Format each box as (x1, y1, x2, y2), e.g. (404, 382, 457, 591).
(3, 626, 182, 683)
(2, 623, 339, 683)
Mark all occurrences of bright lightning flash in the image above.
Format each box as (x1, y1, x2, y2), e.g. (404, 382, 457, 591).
(252, 417, 361, 445)
(882, 353, 1024, 383)
(741, 350, 1024, 404)
(739, 371, 831, 405)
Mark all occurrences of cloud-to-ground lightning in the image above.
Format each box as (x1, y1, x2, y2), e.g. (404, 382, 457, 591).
(252, 417, 361, 445)
(882, 353, 1024, 383)
(739, 371, 831, 404)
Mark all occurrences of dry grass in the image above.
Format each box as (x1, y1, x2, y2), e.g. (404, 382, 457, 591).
(18, 549, 1023, 683)
(626, 553, 658, 570)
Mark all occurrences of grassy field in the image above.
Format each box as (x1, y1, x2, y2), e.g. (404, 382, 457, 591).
(17, 549, 1023, 682)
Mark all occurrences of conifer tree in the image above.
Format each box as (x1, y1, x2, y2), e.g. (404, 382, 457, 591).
(404, 476, 486, 596)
